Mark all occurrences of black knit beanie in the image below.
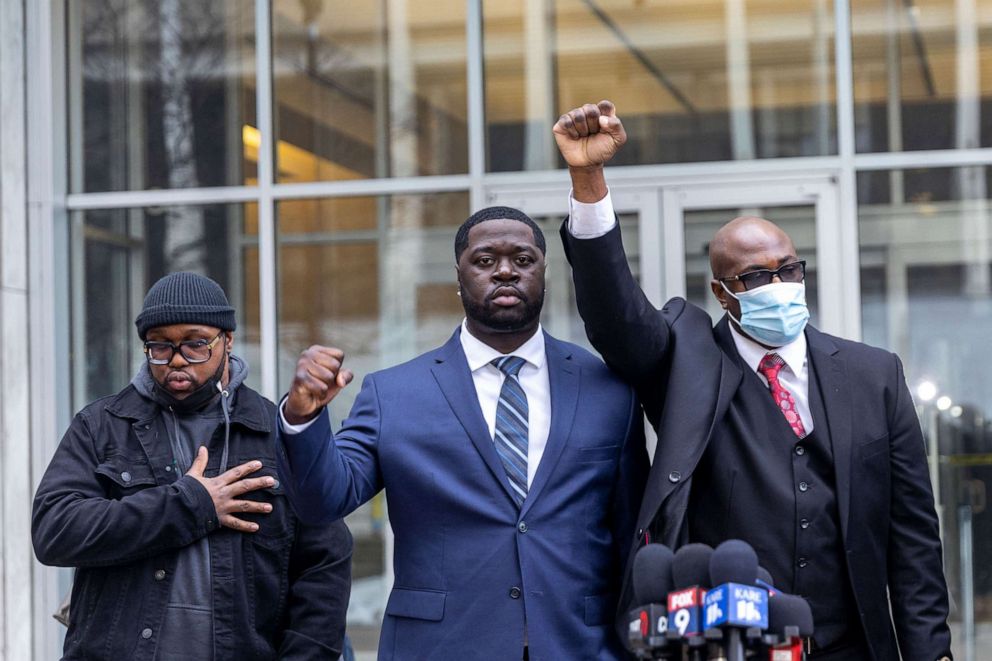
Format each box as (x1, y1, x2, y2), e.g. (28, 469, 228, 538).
(135, 272, 237, 339)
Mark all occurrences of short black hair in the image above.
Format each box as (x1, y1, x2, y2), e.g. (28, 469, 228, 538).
(454, 206, 547, 260)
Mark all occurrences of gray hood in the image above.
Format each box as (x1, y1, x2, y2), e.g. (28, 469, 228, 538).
(131, 354, 250, 474)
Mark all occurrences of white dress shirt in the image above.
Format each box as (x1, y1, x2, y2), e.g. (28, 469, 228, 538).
(280, 321, 552, 488)
(567, 187, 814, 433)
(458, 321, 551, 488)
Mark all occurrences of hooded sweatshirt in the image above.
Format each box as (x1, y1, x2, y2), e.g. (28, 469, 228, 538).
(131, 354, 249, 660)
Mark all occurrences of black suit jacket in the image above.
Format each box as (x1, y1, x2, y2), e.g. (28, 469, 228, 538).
(561, 222, 952, 661)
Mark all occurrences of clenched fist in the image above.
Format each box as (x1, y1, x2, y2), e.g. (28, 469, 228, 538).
(553, 100, 627, 169)
(284, 345, 354, 425)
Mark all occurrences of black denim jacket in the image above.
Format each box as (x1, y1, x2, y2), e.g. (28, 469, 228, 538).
(32, 384, 352, 660)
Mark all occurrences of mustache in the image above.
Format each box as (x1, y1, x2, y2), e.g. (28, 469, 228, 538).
(489, 285, 526, 301)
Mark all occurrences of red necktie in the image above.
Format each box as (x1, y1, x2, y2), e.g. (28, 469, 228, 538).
(758, 353, 807, 439)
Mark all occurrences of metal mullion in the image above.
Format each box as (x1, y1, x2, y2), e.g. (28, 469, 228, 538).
(254, 0, 278, 401)
(261, 230, 380, 246)
(466, 0, 486, 210)
(854, 148, 992, 171)
(270, 175, 473, 200)
(834, 0, 862, 341)
(66, 185, 260, 211)
(481, 156, 844, 191)
(28, 3, 70, 656)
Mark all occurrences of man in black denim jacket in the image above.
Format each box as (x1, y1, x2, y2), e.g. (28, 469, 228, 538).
(32, 272, 352, 660)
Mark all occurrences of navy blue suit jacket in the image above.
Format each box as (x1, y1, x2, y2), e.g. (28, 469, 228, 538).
(276, 329, 647, 661)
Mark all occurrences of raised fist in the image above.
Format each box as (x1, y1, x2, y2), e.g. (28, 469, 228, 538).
(553, 100, 627, 168)
(284, 345, 354, 425)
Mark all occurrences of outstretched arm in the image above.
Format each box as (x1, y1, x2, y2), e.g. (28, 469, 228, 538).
(555, 100, 672, 382)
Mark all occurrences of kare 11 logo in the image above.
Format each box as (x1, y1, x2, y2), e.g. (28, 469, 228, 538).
(703, 583, 769, 630)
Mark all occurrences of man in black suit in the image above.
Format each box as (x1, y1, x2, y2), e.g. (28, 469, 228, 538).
(554, 100, 952, 661)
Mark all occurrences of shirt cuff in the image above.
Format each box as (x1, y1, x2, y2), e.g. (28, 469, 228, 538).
(279, 400, 320, 435)
(567, 188, 616, 238)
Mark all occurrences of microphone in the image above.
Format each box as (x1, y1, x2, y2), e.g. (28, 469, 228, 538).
(668, 544, 713, 659)
(703, 540, 769, 661)
(765, 592, 814, 661)
(755, 566, 775, 594)
(627, 543, 676, 659)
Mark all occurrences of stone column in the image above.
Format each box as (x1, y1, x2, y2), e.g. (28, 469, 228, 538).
(0, 0, 36, 659)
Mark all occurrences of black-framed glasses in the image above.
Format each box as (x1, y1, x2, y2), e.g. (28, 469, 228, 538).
(144, 332, 224, 365)
(719, 260, 806, 291)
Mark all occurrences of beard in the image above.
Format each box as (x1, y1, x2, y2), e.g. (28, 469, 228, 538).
(461, 287, 545, 333)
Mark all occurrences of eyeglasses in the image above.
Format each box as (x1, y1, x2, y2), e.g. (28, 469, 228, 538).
(144, 332, 224, 365)
(719, 260, 806, 291)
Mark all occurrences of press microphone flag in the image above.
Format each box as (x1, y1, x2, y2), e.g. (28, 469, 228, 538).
(668, 543, 713, 639)
(704, 540, 768, 630)
(627, 543, 676, 658)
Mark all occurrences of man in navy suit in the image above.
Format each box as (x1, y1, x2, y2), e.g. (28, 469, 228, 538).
(275, 207, 647, 660)
(554, 100, 952, 661)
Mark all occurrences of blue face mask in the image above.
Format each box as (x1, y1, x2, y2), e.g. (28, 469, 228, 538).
(721, 281, 810, 347)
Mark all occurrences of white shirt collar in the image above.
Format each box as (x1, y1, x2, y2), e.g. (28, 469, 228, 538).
(727, 318, 807, 376)
(460, 320, 546, 373)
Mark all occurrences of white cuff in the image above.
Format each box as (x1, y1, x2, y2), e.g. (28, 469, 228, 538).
(567, 188, 616, 238)
(279, 401, 320, 434)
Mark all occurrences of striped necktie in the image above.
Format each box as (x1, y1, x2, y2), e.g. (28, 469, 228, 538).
(491, 356, 529, 506)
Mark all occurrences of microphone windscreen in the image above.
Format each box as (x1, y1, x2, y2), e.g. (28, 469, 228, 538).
(632, 543, 675, 605)
(709, 539, 759, 586)
(767, 592, 814, 637)
(756, 565, 775, 587)
(672, 543, 714, 589)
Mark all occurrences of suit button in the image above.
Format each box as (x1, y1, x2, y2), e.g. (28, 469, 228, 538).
(509, 587, 521, 599)
(668, 471, 681, 483)
(637, 528, 644, 537)
(800, 518, 810, 529)
(518, 521, 528, 533)
(154, 569, 166, 581)
(798, 557, 808, 569)
(795, 445, 805, 456)
(798, 481, 809, 493)
(141, 628, 153, 639)
(121, 471, 132, 483)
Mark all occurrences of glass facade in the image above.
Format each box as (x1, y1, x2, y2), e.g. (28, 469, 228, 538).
(50, 0, 992, 657)
(271, 1, 468, 182)
(859, 166, 992, 641)
(69, 1, 256, 192)
(852, 0, 992, 152)
(484, 0, 837, 171)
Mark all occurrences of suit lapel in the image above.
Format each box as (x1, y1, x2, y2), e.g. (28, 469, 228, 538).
(430, 330, 519, 506)
(805, 326, 853, 537)
(636, 315, 743, 539)
(520, 334, 579, 518)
